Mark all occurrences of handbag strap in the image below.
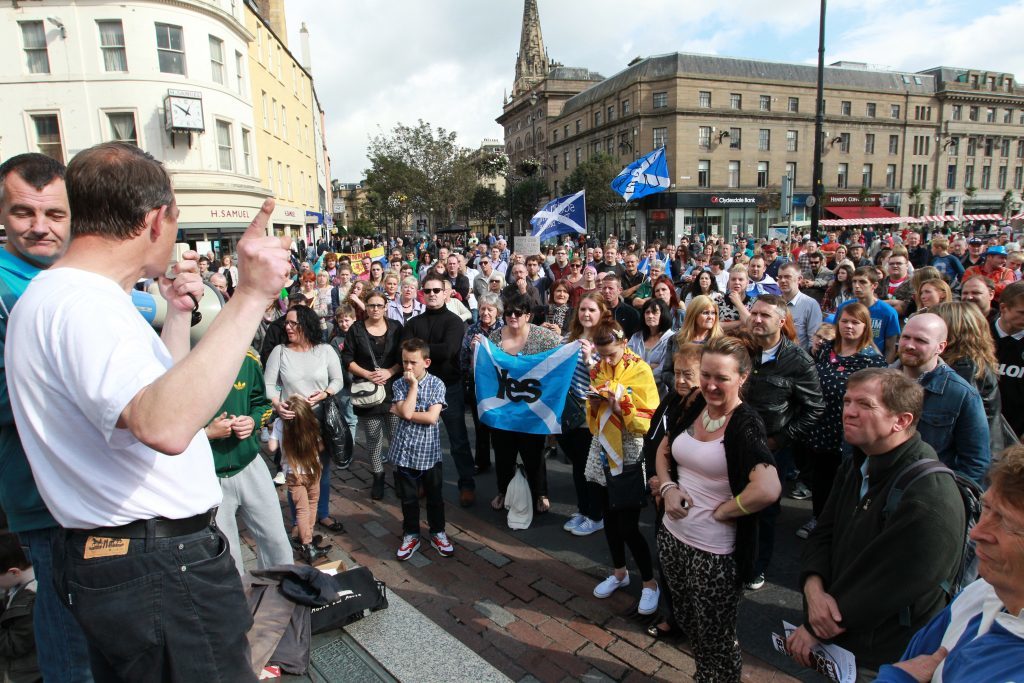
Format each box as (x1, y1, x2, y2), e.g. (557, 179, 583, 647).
(360, 324, 381, 371)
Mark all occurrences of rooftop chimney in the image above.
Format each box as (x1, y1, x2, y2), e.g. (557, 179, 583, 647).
(300, 22, 311, 72)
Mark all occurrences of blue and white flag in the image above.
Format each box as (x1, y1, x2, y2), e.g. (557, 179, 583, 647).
(611, 147, 671, 202)
(530, 191, 587, 240)
(473, 339, 581, 435)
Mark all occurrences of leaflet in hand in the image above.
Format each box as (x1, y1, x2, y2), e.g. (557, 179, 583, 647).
(771, 620, 856, 683)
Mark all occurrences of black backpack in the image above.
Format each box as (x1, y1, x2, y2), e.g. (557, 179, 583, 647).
(882, 458, 982, 617)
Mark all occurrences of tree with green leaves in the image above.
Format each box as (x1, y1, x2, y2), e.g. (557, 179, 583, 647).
(563, 153, 623, 235)
(364, 120, 477, 232)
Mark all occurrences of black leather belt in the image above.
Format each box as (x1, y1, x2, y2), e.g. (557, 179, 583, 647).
(73, 509, 217, 539)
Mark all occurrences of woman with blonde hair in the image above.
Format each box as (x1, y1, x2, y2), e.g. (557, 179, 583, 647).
(659, 295, 721, 389)
(915, 277, 953, 313)
(931, 301, 1012, 453)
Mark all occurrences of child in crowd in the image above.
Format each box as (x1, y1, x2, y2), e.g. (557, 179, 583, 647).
(0, 533, 39, 682)
(389, 339, 454, 561)
(811, 322, 836, 356)
(328, 304, 359, 463)
(269, 398, 326, 564)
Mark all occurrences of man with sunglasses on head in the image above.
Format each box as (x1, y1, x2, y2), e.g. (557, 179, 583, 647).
(402, 273, 475, 506)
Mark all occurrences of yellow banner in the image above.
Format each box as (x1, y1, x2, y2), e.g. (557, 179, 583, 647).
(334, 247, 386, 275)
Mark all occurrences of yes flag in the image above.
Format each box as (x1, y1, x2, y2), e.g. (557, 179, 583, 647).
(530, 191, 587, 240)
(611, 147, 671, 201)
(473, 339, 581, 435)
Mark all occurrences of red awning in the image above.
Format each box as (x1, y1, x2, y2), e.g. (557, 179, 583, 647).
(824, 206, 900, 220)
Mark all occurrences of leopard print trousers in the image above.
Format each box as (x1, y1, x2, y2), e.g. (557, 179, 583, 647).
(657, 526, 742, 682)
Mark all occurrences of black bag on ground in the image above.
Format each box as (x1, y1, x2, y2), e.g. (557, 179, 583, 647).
(603, 462, 648, 511)
(310, 566, 389, 634)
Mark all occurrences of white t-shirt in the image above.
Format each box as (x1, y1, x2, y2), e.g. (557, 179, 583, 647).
(5, 268, 221, 528)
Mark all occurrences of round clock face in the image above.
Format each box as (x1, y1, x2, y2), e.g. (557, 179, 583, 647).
(170, 98, 203, 130)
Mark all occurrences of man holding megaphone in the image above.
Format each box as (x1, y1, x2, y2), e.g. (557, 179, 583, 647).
(6, 142, 292, 682)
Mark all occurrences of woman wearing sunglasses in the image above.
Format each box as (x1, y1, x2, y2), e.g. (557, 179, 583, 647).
(482, 293, 561, 514)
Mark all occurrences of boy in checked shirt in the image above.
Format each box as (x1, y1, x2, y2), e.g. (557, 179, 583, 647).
(389, 338, 454, 561)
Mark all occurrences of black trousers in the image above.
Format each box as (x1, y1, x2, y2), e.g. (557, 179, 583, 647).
(557, 427, 601, 521)
(809, 446, 843, 518)
(466, 385, 494, 471)
(394, 463, 446, 535)
(493, 429, 547, 501)
(591, 483, 654, 581)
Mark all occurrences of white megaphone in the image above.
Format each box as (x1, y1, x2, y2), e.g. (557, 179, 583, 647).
(132, 282, 224, 347)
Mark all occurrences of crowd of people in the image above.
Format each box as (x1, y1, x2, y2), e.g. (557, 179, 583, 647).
(0, 144, 1022, 682)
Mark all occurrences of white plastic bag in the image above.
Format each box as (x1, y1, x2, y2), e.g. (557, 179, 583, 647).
(505, 465, 533, 530)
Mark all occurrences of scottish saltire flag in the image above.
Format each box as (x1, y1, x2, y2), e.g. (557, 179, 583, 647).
(530, 191, 587, 240)
(611, 147, 671, 201)
(473, 339, 581, 435)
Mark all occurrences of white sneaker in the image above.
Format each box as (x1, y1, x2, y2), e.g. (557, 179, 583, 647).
(272, 471, 286, 485)
(593, 573, 630, 598)
(571, 518, 605, 536)
(563, 513, 585, 532)
(638, 585, 660, 615)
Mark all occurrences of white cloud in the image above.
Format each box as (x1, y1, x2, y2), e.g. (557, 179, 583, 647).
(285, 0, 1024, 181)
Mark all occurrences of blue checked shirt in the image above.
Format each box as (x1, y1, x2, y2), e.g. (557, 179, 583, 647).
(387, 373, 447, 470)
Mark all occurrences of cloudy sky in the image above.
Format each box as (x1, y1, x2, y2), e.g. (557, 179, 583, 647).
(284, 0, 1024, 182)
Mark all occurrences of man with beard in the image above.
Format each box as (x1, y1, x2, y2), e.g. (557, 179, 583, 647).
(896, 313, 990, 483)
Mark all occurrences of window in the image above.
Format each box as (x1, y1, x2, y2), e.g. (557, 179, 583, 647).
(97, 20, 127, 72)
(267, 158, 273, 191)
(788, 97, 799, 113)
(698, 91, 711, 108)
(952, 105, 962, 120)
(563, 125, 569, 138)
(985, 138, 994, 157)
(998, 165, 1008, 189)
(969, 106, 979, 121)
(261, 91, 269, 128)
(575, 147, 581, 165)
(886, 164, 897, 189)
(1002, 139, 1011, 157)
(235, 51, 244, 94)
(786, 130, 798, 152)
(107, 112, 137, 146)
(20, 21, 50, 74)
(276, 162, 283, 196)
(865, 133, 875, 154)
(653, 92, 668, 109)
(837, 163, 848, 189)
(890, 104, 901, 119)
(965, 165, 975, 188)
(757, 161, 769, 187)
(271, 98, 277, 134)
(1005, 108, 1014, 124)
(986, 107, 997, 123)
(946, 164, 957, 189)
(575, 119, 581, 134)
(31, 114, 63, 163)
(698, 126, 711, 150)
(286, 165, 292, 197)
(889, 135, 899, 155)
(155, 23, 185, 75)
(1018, 140, 1024, 159)
(760, 95, 771, 112)
(697, 160, 710, 188)
(607, 105, 615, 122)
(981, 165, 991, 189)
(216, 120, 233, 171)
(653, 127, 668, 148)
(622, 99, 631, 115)
(758, 128, 770, 151)
(967, 137, 977, 156)
(563, 152, 568, 169)
(730, 93, 742, 109)
(910, 164, 928, 189)
(786, 162, 797, 180)
(729, 127, 741, 149)
(1015, 166, 1023, 190)
(594, 111, 602, 126)
(551, 129, 558, 143)
(241, 128, 252, 175)
(840, 100, 852, 116)
(209, 36, 225, 84)
(866, 102, 876, 118)
(862, 164, 873, 188)
(839, 132, 850, 153)
(728, 161, 740, 188)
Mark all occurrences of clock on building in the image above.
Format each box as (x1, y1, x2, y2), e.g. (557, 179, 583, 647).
(164, 90, 205, 132)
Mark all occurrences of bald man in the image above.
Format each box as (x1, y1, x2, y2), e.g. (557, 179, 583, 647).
(896, 313, 990, 483)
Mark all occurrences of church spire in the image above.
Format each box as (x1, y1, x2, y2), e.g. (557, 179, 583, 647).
(513, 0, 549, 96)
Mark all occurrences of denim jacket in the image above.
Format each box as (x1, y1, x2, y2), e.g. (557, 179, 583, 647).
(916, 362, 991, 485)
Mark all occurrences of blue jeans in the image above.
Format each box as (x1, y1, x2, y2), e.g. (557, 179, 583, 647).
(18, 527, 93, 683)
(52, 525, 254, 682)
(335, 389, 358, 447)
(441, 381, 475, 491)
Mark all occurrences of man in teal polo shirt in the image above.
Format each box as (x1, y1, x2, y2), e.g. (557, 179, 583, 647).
(0, 153, 92, 681)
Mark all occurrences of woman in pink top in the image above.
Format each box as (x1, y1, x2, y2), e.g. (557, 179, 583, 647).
(654, 336, 781, 682)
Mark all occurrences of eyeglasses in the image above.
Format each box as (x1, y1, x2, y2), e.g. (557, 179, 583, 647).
(479, 260, 490, 265)
(366, 303, 385, 309)
(570, 264, 581, 268)
(506, 310, 529, 318)
(284, 321, 299, 327)
(423, 287, 443, 294)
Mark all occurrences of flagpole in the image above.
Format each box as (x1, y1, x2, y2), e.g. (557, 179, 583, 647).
(810, 0, 827, 243)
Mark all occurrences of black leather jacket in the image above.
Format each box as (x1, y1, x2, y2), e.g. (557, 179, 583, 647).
(745, 336, 825, 450)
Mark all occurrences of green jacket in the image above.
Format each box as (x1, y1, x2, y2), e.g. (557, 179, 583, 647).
(210, 352, 274, 478)
(799, 434, 966, 670)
